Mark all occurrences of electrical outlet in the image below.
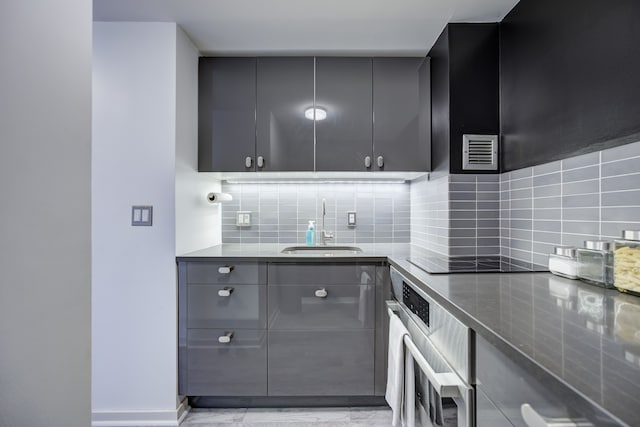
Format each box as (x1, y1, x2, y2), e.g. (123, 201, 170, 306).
(236, 211, 251, 227)
(347, 211, 357, 226)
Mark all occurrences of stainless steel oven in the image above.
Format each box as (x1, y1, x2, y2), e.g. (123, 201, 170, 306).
(388, 267, 474, 427)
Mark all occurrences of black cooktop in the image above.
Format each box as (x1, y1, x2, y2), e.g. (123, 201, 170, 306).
(407, 254, 548, 274)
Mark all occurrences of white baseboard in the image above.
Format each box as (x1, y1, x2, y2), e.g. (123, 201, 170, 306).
(92, 398, 190, 427)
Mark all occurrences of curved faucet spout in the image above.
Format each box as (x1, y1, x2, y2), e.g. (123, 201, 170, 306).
(320, 198, 333, 245)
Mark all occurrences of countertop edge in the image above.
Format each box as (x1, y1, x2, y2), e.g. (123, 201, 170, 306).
(386, 257, 628, 427)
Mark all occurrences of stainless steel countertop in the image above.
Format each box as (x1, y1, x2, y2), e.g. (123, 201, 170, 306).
(177, 243, 640, 426)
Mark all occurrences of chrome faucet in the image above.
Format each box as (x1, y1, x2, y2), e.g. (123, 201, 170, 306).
(321, 198, 334, 246)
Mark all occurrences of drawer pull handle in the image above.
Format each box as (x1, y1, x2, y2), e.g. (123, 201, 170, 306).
(218, 332, 234, 344)
(364, 156, 371, 168)
(218, 266, 234, 274)
(245, 156, 253, 168)
(521, 404, 592, 427)
(377, 155, 384, 168)
(315, 288, 328, 298)
(218, 287, 234, 297)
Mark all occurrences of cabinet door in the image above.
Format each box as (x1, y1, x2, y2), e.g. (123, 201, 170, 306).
(187, 329, 267, 396)
(315, 57, 373, 171)
(256, 57, 314, 171)
(198, 57, 256, 172)
(268, 330, 375, 396)
(373, 57, 430, 171)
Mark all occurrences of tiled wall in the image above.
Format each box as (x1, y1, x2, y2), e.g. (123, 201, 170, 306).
(449, 174, 500, 257)
(410, 174, 449, 255)
(220, 182, 410, 244)
(500, 140, 640, 266)
(410, 173, 500, 256)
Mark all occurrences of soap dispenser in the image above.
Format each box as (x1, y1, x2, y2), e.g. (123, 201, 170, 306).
(306, 221, 316, 246)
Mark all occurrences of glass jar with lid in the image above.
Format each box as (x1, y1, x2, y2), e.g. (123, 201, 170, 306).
(577, 240, 614, 288)
(614, 230, 640, 296)
(549, 246, 578, 279)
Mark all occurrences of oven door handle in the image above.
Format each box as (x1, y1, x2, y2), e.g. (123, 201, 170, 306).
(387, 301, 474, 427)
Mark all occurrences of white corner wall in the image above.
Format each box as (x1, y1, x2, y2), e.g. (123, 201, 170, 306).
(92, 22, 184, 426)
(0, 1, 92, 426)
(175, 27, 222, 255)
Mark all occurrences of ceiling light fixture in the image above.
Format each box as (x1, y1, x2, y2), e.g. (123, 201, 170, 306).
(304, 107, 327, 121)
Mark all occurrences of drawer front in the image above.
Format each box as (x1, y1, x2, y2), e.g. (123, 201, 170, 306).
(188, 284, 266, 329)
(268, 263, 376, 286)
(268, 329, 375, 396)
(186, 329, 267, 396)
(268, 284, 375, 330)
(187, 261, 266, 285)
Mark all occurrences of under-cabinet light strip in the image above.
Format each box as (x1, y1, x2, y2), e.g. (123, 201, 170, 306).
(224, 179, 406, 185)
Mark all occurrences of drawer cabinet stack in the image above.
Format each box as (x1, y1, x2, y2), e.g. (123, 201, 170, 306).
(180, 260, 267, 396)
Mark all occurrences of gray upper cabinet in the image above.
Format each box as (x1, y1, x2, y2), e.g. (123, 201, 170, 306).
(198, 56, 430, 173)
(315, 57, 373, 171)
(256, 57, 315, 172)
(198, 57, 256, 172)
(373, 57, 430, 171)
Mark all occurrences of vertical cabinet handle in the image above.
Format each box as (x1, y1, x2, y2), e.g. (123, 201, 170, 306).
(521, 404, 593, 427)
(245, 156, 253, 168)
(217, 287, 234, 297)
(218, 332, 234, 344)
(377, 156, 384, 168)
(257, 156, 265, 168)
(315, 288, 328, 298)
(364, 156, 372, 168)
(218, 266, 234, 274)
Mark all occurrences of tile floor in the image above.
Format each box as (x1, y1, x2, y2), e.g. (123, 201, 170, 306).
(180, 407, 393, 427)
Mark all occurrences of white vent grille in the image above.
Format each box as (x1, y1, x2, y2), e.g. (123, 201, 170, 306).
(462, 134, 498, 170)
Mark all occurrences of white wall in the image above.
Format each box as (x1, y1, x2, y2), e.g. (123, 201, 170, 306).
(0, 1, 92, 426)
(92, 22, 184, 426)
(175, 27, 222, 255)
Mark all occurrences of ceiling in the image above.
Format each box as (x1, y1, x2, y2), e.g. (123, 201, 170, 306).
(93, 0, 519, 56)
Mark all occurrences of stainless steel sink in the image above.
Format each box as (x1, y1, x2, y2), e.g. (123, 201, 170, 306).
(281, 246, 363, 255)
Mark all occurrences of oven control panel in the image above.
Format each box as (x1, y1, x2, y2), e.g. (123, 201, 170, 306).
(402, 282, 429, 326)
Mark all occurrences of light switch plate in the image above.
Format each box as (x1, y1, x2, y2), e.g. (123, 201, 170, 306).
(236, 211, 251, 227)
(347, 211, 357, 227)
(132, 206, 153, 226)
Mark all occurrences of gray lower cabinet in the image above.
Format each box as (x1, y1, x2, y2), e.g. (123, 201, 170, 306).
(266, 262, 378, 396)
(179, 260, 386, 399)
(186, 329, 267, 396)
(268, 330, 375, 396)
(179, 260, 267, 396)
(476, 387, 513, 427)
(476, 334, 619, 427)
